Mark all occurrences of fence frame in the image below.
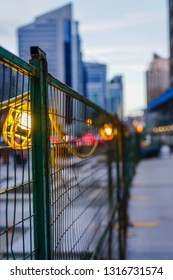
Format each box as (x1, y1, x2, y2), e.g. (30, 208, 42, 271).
(0, 45, 139, 260)
(29, 47, 51, 260)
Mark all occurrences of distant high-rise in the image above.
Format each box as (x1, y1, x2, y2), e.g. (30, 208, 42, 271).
(146, 53, 169, 105)
(18, 3, 84, 94)
(106, 76, 123, 118)
(72, 21, 85, 95)
(84, 62, 106, 109)
(0, 65, 22, 102)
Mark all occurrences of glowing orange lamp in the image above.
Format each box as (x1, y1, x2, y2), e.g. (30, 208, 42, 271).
(136, 125, 144, 134)
(100, 123, 117, 141)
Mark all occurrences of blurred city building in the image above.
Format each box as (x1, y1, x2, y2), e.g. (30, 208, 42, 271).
(0, 65, 24, 102)
(84, 62, 107, 109)
(146, 87, 173, 150)
(106, 75, 123, 118)
(0, 65, 13, 102)
(145, 1, 173, 135)
(18, 3, 84, 94)
(148, 87, 173, 125)
(146, 53, 169, 105)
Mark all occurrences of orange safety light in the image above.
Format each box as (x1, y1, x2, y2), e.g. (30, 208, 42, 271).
(2, 101, 32, 150)
(136, 125, 144, 133)
(100, 123, 117, 141)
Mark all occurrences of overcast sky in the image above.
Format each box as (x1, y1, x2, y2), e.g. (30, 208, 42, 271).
(0, 0, 169, 116)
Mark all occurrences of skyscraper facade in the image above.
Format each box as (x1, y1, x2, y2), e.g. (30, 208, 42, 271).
(18, 3, 84, 94)
(84, 62, 106, 109)
(106, 76, 123, 118)
(72, 22, 85, 95)
(146, 53, 169, 105)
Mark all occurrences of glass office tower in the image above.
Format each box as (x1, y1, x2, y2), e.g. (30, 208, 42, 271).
(84, 62, 107, 109)
(106, 76, 123, 118)
(18, 3, 84, 94)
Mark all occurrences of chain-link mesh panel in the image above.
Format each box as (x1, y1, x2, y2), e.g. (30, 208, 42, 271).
(48, 80, 118, 259)
(0, 46, 133, 260)
(0, 57, 35, 259)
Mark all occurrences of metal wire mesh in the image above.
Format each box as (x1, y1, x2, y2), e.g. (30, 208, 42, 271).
(0, 60, 35, 259)
(48, 78, 118, 259)
(0, 46, 134, 260)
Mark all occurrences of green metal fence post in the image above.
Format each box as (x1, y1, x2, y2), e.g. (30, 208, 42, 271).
(118, 124, 126, 259)
(124, 132, 131, 195)
(135, 132, 142, 164)
(107, 146, 114, 259)
(30, 47, 51, 260)
(120, 125, 130, 260)
(114, 118, 123, 259)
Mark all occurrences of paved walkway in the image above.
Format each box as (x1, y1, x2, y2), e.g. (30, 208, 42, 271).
(126, 154, 173, 260)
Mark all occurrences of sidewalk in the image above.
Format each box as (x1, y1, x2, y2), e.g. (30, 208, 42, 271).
(126, 154, 173, 260)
